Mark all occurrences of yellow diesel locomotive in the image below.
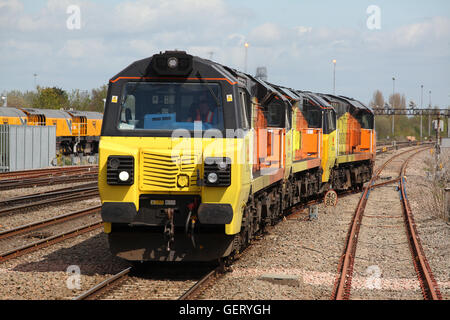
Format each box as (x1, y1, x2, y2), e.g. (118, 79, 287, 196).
(0, 107, 103, 155)
(99, 51, 375, 262)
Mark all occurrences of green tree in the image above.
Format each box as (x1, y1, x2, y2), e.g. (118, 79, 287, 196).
(33, 86, 69, 110)
(68, 89, 91, 111)
(88, 84, 107, 112)
(3, 90, 37, 108)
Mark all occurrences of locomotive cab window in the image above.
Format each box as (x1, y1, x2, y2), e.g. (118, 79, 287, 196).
(302, 99, 322, 128)
(117, 82, 224, 132)
(356, 111, 374, 129)
(264, 95, 285, 128)
(325, 110, 336, 134)
(238, 88, 251, 129)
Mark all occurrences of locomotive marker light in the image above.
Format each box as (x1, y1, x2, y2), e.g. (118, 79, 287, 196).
(118, 171, 130, 182)
(108, 157, 120, 169)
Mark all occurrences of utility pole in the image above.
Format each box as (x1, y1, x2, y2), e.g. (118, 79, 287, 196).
(0, 95, 6, 107)
(333, 59, 336, 95)
(428, 90, 432, 137)
(392, 77, 395, 138)
(420, 85, 423, 140)
(244, 42, 249, 73)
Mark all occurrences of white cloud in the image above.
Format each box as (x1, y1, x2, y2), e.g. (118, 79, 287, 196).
(0, 0, 23, 11)
(363, 16, 450, 55)
(59, 39, 107, 59)
(248, 23, 284, 46)
(0, 1, 449, 106)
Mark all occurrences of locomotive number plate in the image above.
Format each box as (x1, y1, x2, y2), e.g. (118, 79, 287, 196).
(150, 200, 176, 206)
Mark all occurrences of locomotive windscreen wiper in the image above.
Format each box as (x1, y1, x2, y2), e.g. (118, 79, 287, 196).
(195, 71, 221, 108)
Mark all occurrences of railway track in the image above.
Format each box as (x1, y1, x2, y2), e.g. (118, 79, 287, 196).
(0, 165, 97, 180)
(399, 153, 442, 300)
(0, 167, 98, 191)
(74, 264, 218, 300)
(0, 183, 99, 216)
(0, 206, 102, 264)
(74, 176, 367, 301)
(331, 146, 442, 300)
(375, 141, 429, 155)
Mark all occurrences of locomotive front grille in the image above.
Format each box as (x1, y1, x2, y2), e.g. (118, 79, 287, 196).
(140, 151, 199, 190)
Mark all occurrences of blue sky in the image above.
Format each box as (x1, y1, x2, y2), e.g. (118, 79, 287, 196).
(1, 0, 449, 107)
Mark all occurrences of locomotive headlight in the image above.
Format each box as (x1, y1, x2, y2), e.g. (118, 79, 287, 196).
(218, 161, 227, 170)
(167, 57, 178, 69)
(207, 172, 218, 184)
(107, 155, 134, 185)
(118, 171, 130, 182)
(204, 157, 231, 187)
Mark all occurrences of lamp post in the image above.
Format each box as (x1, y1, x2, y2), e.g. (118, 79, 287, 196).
(244, 42, 249, 73)
(392, 77, 395, 137)
(33, 73, 38, 88)
(1, 96, 6, 107)
(420, 85, 423, 140)
(333, 59, 336, 95)
(428, 90, 431, 137)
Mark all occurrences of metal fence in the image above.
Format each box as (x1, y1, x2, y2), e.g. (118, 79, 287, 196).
(0, 124, 56, 172)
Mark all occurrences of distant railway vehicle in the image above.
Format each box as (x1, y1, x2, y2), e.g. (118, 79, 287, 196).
(0, 107, 27, 125)
(0, 107, 103, 155)
(99, 50, 376, 262)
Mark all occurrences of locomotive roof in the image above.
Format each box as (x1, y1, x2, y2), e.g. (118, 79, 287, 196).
(109, 50, 369, 115)
(67, 110, 103, 119)
(339, 96, 373, 113)
(327, 95, 373, 113)
(0, 107, 26, 117)
(300, 91, 333, 109)
(20, 108, 70, 118)
(109, 51, 290, 106)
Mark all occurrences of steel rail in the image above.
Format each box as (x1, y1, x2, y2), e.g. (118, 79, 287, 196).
(0, 188, 99, 216)
(0, 182, 98, 206)
(178, 268, 219, 300)
(0, 205, 101, 240)
(73, 267, 132, 300)
(0, 173, 98, 191)
(399, 152, 442, 300)
(331, 146, 429, 300)
(0, 166, 98, 180)
(0, 221, 103, 264)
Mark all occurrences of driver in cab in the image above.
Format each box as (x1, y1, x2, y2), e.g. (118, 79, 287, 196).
(187, 95, 215, 124)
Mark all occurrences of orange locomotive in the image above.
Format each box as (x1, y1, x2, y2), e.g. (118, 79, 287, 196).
(0, 107, 103, 155)
(99, 50, 375, 262)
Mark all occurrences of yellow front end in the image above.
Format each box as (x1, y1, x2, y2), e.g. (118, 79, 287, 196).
(99, 135, 251, 236)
